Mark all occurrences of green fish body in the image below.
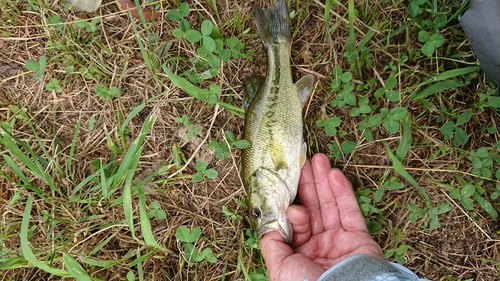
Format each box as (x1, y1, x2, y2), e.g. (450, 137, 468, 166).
(242, 0, 314, 244)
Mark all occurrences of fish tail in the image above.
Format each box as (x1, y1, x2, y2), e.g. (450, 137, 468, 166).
(252, 0, 291, 47)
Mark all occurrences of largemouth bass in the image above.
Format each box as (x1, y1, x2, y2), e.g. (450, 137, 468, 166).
(242, 0, 314, 245)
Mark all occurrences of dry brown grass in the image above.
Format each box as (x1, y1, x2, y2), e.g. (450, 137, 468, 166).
(1, 0, 499, 280)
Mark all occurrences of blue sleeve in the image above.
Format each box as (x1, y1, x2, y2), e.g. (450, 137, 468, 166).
(315, 254, 432, 281)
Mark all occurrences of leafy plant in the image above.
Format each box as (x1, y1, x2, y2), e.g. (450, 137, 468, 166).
(192, 160, 218, 183)
(449, 184, 476, 211)
(384, 243, 408, 264)
(208, 130, 249, 160)
(440, 109, 471, 146)
(418, 31, 445, 57)
(148, 201, 167, 220)
(469, 147, 492, 178)
(356, 189, 381, 233)
(359, 107, 408, 134)
(374, 74, 399, 102)
(175, 226, 217, 264)
(175, 114, 202, 140)
(45, 78, 62, 93)
(330, 66, 356, 108)
(94, 84, 121, 101)
(167, 2, 251, 83)
(222, 204, 242, 222)
(408, 0, 426, 18)
(47, 15, 63, 31)
(245, 229, 260, 249)
(408, 202, 452, 230)
(75, 17, 101, 33)
(374, 177, 405, 203)
(25, 55, 46, 80)
(316, 116, 342, 136)
(449, 182, 498, 219)
(349, 96, 373, 118)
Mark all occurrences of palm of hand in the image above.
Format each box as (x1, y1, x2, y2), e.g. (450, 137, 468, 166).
(260, 154, 383, 281)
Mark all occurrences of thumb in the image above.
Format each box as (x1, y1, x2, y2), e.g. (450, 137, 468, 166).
(260, 231, 293, 278)
(287, 205, 311, 247)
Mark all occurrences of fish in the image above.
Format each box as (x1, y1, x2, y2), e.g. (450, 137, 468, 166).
(241, 0, 314, 245)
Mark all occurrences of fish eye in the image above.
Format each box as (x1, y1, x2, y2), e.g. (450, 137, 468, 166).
(251, 207, 261, 219)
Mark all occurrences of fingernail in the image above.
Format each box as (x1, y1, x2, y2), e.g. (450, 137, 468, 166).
(290, 205, 307, 215)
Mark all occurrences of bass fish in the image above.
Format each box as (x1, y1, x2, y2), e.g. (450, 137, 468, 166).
(242, 0, 314, 245)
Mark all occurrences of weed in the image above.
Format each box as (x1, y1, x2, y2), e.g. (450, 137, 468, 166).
(208, 130, 249, 160)
(316, 116, 342, 137)
(440, 109, 472, 146)
(192, 159, 218, 183)
(418, 30, 445, 57)
(45, 78, 62, 93)
(75, 17, 101, 33)
(25, 55, 46, 80)
(176, 226, 217, 264)
(245, 229, 260, 250)
(469, 147, 493, 178)
(167, 1, 251, 83)
(408, 202, 452, 230)
(176, 114, 202, 140)
(148, 201, 167, 220)
(94, 84, 121, 101)
(384, 243, 408, 265)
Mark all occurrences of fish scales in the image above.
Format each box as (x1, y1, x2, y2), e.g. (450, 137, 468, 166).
(242, 0, 314, 244)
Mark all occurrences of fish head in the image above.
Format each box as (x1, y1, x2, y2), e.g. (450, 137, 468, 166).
(247, 168, 293, 244)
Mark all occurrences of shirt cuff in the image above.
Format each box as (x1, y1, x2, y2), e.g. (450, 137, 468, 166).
(316, 254, 431, 281)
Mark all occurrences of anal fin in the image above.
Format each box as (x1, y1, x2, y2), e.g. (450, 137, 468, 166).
(295, 74, 315, 107)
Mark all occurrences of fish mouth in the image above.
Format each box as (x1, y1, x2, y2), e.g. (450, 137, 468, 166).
(257, 210, 293, 245)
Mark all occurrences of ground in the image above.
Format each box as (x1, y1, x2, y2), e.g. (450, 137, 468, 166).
(0, 0, 499, 280)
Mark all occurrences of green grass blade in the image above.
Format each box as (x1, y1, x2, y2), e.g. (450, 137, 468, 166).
(119, 102, 146, 141)
(21, 196, 70, 276)
(70, 170, 99, 201)
(0, 256, 24, 270)
(347, 0, 355, 46)
(123, 155, 139, 240)
(396, 115, 412, 161)
(162, 66, 244, 116)
(128, 248, 155, 267)
(384, 142, 430, 205)
(137, 186, 172, 252)
(81, 257, 118, 268)
(99, 161, 109, 199)
(67, 119, 80, 181)
(137, 186, 159, 248)
(4, 155, 30, 184)
(411, 80, 462, 101)
(62, 253, 92, 281)
(0, 129, 57, 191)
(89, 227, 122, 256)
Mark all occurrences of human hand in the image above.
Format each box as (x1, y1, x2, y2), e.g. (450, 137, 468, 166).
(260, 153, 384, 281)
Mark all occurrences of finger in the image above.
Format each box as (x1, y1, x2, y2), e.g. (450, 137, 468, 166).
(261, 231, 325, 281)
(328, 169, 368, 232)
(287, 205, 311, 247)
(298, 158, 324, 234)
(260, 231, 294, 277)
(310, 153, 341, 230)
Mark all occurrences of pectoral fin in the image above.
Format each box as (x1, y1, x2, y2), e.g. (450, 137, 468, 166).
(295, 74, 315, 107)
(270, 141, 288, 169)
(300, 142, 307, 168)
(243, 74, 264, 112)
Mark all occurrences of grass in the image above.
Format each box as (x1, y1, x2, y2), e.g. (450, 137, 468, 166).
(1, 0, 499, 280)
